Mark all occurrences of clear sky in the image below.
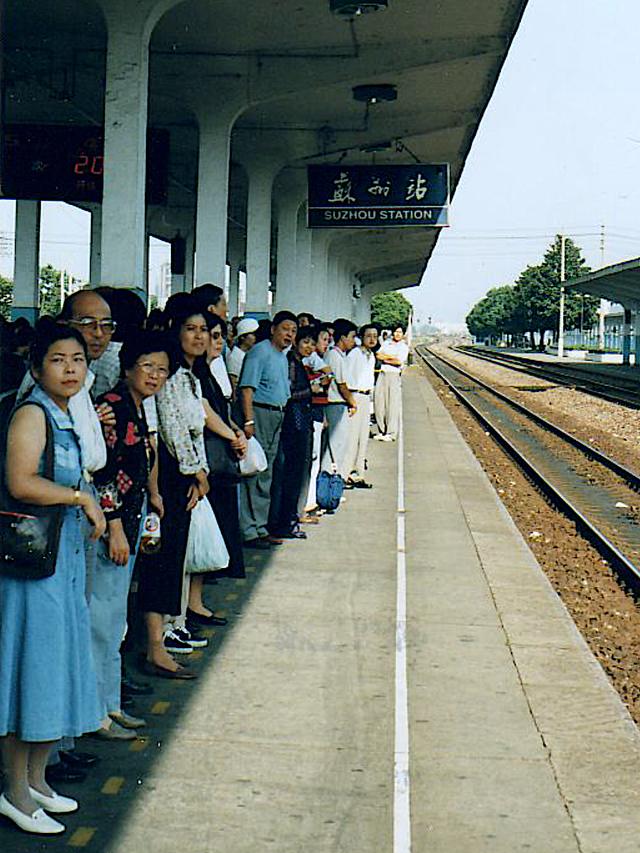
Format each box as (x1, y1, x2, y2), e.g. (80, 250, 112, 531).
(408, 0, 640, 329)
(1, 0, 638, 320)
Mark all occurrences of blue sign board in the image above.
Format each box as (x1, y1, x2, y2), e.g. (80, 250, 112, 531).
(307, 163, 449, 228)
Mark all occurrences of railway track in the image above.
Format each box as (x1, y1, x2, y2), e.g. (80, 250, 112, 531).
(416, 344, 640, 591)
(452, 344, 640, 409)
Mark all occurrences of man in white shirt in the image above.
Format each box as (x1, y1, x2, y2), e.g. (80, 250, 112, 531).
(374, 324, 409, 442)
(343, 323, 378, 486)
(321, 318, 357, 479)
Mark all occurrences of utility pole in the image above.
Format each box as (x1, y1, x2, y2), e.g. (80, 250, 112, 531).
(598, 224, 605, 350)
(558, 234, 566, 358)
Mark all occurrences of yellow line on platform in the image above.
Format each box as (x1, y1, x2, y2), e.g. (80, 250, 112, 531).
(201, 628, 216, 638)
(235, 578, 247, 586)
(190, 649, 203, 660)
(151, 700, 171, 715)
(101, 776, 124, 795)
(224, 593, 238, 602)
(68, 827, 96, 847)
(129, 737, 149, 752)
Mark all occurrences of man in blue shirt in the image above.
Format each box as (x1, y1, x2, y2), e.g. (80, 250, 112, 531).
(238, 311, 297, 547)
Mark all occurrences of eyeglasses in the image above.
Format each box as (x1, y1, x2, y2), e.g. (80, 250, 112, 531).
(135, 362, 169, 377)
(69, 317, 117, 334)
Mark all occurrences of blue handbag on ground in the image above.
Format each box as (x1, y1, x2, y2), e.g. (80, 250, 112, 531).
(315, 439, 344, 511)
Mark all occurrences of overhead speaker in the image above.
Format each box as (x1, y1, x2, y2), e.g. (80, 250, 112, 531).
(330, 0, 388, 17)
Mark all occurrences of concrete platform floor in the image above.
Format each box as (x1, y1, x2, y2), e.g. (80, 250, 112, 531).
(1, 366, 639, 852)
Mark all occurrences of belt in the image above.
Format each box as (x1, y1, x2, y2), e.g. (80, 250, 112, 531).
(254, 402, 286, 412)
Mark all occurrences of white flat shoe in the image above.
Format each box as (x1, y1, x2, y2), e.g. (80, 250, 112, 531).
(28, 786, 78, 814)
(0, 793, 65, 834)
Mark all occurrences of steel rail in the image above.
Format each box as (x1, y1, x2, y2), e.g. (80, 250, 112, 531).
(421, 346, 640, 491)
(416, 345, 640, 589)
(452, 345, 640, 409)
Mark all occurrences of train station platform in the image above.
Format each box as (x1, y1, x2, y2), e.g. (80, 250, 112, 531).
(2, 367, 640, 853)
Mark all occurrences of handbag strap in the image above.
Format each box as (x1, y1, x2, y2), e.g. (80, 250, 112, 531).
(11, 401, 55, 480)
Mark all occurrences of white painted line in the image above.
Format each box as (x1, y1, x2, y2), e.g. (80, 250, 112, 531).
(394, 405, 412, 853)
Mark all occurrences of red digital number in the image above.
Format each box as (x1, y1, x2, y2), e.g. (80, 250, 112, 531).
(74, 154, 89, 175)
(74, 154, 103, 177)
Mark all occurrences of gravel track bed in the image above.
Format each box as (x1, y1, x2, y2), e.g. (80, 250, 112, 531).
(419, 359, 640, 726)
(434, 344, 640, 474)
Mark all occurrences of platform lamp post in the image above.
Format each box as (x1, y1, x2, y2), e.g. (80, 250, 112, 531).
(557, 234, 567, 358)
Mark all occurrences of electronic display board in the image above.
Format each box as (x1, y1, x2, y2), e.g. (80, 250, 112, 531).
(1, 125, 170, 205)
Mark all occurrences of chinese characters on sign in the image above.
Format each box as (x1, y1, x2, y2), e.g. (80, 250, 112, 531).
(307, 164, 449, 228)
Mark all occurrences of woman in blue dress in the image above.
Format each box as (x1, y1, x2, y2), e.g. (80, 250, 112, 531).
(0, 324, 105, 835)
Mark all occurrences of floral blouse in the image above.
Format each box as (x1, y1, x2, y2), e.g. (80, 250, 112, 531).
(155, 366, 209, 476)
(93, 381, 154, 548)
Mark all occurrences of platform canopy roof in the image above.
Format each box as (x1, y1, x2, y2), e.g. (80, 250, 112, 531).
(566, 258, 640, 308)
(4, 0, 530, 293)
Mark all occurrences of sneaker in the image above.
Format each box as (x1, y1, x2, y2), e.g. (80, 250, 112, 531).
(163, 629, 193, 655)
(173, 626, 208, 649)
(373, 433, 387, 441)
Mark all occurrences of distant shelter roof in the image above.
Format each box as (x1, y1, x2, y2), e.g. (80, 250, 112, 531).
(566, 257, 640, 307)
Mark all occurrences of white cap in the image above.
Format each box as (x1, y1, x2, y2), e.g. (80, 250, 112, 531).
(236, 317, 259, 337)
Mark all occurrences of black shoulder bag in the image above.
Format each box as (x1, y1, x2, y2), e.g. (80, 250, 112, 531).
(0, 401, 65, 580)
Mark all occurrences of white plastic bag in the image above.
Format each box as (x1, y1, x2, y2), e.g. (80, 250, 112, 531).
(239, 436, 268, 477)
(184, 497, 229, 574)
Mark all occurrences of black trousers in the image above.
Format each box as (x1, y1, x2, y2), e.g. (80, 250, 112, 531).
(268, 423, 313, 536)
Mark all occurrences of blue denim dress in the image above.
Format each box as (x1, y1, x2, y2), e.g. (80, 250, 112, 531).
(0, 385, 101, 741)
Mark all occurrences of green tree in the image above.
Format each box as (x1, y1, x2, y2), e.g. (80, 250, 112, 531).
(514, 236, 596, 350)
(39, 264, 62, 318)
(466, 285, 519, 343)
(371, 291, 412, 329)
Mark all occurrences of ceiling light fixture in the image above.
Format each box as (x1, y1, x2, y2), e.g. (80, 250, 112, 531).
(352, 84, 397, 105)
(330, 0, 388, 16)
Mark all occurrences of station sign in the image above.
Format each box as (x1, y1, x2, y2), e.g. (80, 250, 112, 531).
(1, 125, 170, 205)
(307, 163, 449, 228)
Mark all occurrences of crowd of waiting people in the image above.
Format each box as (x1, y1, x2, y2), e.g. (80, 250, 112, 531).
(0, 283, 409, 835)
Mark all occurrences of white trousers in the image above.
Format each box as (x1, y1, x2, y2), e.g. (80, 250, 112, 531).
(374, 371, 402, 438)
(343, 391, 371, 479)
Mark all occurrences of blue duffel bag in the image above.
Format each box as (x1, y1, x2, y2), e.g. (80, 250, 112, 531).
(315, 440, 344, 511)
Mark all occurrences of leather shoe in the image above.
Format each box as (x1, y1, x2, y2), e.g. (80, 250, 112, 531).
(243, 537, 271, 549)
(121, 676, 153, 696)
(142, 660, 197, 680)
(88, 721, 137, 741)
(109, 711, 146, 729)
(187, 608, 228, 627)
(45, 763, 86, 785)
(0, 794, 65, 835)
(29, 787, 78, 814)
(59, 750, 99, 770)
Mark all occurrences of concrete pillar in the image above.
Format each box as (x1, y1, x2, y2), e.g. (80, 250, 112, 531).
(294, 204, 312, 311)
(194, 110, 238, 287)
(89, 205, 102, 286)
(274, 198, 302, 313)
(634, 310, 640, 367)
(11, 200, 41, 323)
(623, 307, 632, 365)
(244, 159, 278, 317)
(100, 10, 150, 294)
(309, 230, 331, 318)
